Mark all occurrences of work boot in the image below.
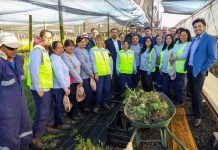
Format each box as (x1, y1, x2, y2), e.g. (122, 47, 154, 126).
(31, 137, 44, 150)
(93, 106, 100, 113)
(193, 118, 202, 127)
(57, 124, 71, 130)
(83, 107, 91, 112)
(45, 126, 61, 134)
(103, 104, 111, 110)
(175, 102, 185, 108)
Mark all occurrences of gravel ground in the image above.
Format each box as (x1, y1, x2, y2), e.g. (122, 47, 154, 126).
(184, 98, 218, 150)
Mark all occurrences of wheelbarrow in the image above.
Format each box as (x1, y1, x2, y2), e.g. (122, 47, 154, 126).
(124, 92, 188, 150)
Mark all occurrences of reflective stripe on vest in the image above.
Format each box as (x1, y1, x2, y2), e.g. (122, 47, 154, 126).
(148, 48, 156, 72)
(119, 49, 134, 74)
(27, 45, 53, 88)
(93, 46, 111, 76)
(175, 42, 188, 73)
(159, 49, 173, 72)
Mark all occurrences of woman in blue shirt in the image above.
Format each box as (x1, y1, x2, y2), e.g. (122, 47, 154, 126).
(170, 29, 191, 107)
(154, 35, 163, 91)
(139, 37, 156, 92)
(50, 41, 71, 129)
(159, 34, 175, 97)
(74, 36, 94, 112)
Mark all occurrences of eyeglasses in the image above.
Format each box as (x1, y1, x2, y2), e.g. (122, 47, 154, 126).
(4, 45, 17, 51)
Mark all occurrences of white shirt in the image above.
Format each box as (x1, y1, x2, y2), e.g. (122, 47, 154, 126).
(112, 38, 119, 52)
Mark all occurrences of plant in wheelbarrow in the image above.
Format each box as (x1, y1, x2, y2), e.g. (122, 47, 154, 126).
(124, 88, 171, 125)
(123, 88, 188, 150)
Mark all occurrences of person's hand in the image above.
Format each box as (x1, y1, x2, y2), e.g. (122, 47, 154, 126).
(110, 74, 113, 80)
(159, 70, 163, 75)
(94, 74, 99, 81)
(78, 82, 83, 88)
(147, 71, 151, 76)
(37, 90, 44, 97)
(65, 88, 71, 96)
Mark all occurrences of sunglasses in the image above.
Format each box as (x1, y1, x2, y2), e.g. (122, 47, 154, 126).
(4, 45, 17, 51)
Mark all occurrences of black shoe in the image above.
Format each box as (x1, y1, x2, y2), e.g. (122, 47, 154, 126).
(93, 106, 100, 113)
(186, 111, 194, 117)
(175, 102, 185, 108)
(193, 118, 202, 127)
(31, 138, 44, 150)
(57, 124, 71, 130)
(45, 127, 61, 135)
(83, 108, 91, 112)
(103, 104, 110, 110)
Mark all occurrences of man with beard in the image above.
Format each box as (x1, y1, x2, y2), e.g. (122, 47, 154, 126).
(105, 28, 122, 97)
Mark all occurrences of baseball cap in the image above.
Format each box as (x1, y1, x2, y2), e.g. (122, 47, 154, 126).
(0, 32, 23, 49)
(80, 32, 89, 38)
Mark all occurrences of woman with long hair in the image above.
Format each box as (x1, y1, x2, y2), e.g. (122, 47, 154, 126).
(159, 34, 175, 97)
(139, 37, 156, 92)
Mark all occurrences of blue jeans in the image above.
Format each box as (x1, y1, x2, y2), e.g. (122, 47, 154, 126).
(51, 89, 66, 125)
(119, 73, 133, 94)
(81, 78, 93, 108)
(154, 67, 162, 91)
(31, 90, 54, 137)
(96, 75, 111, 106)
(174, 73, 187, 104)
(161, 73, 171, 97)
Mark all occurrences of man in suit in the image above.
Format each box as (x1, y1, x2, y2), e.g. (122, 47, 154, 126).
(105, 28, 122, 97)
(186, 18, 217, 127)
(87, 28, 99, 50)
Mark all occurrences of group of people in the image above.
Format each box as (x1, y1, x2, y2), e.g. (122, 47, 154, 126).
(0, 18, 217, 150)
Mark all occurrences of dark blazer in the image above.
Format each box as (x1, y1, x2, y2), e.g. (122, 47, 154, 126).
(105, 38, 122, 73)
(185, 32, 217, 77)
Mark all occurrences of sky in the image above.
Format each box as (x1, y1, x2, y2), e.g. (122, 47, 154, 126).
(161, 13, 190, 27)
(157, 1, 190, 27)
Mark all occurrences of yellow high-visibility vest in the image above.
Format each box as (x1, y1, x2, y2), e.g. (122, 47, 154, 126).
(175, 42, 188, 73)
(119, 49, 134, 74)
(148, 48, 156, 72)
(159, 49, 173, 72)
(93, 46, 111, 76)
(27, 45, 53, 88)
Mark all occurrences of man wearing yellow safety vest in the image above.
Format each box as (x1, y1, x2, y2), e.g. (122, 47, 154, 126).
(116, 40, 137, 94)
(27, 30, 60, 149)
(90, 34, 113, 113)
(170, 29, 191, 107)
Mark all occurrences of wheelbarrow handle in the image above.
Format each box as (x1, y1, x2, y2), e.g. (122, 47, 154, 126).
(165, 127, 188, 150)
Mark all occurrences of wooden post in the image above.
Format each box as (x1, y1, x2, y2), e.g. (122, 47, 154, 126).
(107, 13, 110, 37)
(58, 0, 64, 43)
(83, 22, 85, 33)
(151, 0, 154, 29)
(29, 15, 32, 52)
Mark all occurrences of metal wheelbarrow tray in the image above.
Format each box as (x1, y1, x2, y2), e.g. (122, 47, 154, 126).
(124, 92, 188, 150)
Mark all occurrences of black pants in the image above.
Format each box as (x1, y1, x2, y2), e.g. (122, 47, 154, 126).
(187, 66, 206, 118)
(140, 70, 154, 92)
(69, 83, 80, 117)
(132, 66, 140, 88)
(111, 72, 120, 94)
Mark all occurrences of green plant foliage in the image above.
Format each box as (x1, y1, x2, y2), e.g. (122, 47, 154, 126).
(23, 79, 35, 120)
(75, 136, 104, 150)
(124, 88, 171, 124)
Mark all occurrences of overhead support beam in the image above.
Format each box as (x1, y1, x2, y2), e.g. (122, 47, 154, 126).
(58, 0, 64, 43)
(29, 15, 32, 52)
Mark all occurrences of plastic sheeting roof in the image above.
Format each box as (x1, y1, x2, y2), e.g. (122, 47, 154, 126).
(0, 0, 148, 26)
(161, 0, 213, 14)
